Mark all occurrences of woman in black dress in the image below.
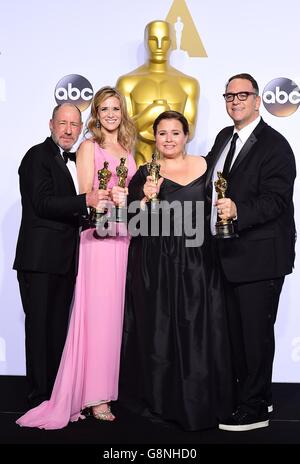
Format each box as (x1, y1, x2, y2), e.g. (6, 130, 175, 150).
(119, 111, 234, 431)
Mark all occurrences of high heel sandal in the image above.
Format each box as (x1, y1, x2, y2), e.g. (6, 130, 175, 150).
(92, 404, 115, 421)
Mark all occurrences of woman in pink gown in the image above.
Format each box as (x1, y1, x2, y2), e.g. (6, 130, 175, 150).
(16, 86, 136, 429)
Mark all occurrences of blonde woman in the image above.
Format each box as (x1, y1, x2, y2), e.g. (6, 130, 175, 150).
(16, 87, 136, 429)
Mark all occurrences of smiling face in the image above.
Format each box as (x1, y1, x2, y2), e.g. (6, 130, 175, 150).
(97, 96, 122, 133)
(155, 118, 188, 159)
(49, 104, 82, 151)
(225, 78, 261, 129)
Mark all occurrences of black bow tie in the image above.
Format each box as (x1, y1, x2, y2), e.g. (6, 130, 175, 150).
(62, 151, 76, 164)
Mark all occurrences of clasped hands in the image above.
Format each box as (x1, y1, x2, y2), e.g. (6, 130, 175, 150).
(215, 197, 237, 221)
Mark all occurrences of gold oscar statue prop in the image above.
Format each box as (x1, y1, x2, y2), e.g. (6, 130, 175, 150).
(116, 20, 199, 166)
(146, 152, 161, 213)
(113, 157, 128, 223)
(214, 171, 238, 239)
(90, 161, 112, 232)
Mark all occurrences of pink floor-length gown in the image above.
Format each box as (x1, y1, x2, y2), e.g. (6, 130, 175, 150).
(16, 144, 136, 429)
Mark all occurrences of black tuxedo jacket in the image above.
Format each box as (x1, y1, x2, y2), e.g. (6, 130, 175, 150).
(13, 137, 87, 275)
(206, 119, 296, 282)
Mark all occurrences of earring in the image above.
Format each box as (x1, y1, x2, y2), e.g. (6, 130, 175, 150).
(96, 120, 100, 129)
(154, 148, 160, 160)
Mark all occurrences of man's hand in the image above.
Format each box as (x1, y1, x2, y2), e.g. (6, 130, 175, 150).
(216, 197, 237, 220)
(86, 189, 110, 210)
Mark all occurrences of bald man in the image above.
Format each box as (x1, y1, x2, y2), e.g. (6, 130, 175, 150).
(14, 103, 102, 408)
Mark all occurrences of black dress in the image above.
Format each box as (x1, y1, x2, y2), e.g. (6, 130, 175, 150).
(119, 165, 234, 431)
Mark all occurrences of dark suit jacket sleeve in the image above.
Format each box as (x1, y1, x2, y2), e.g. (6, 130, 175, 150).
(235, 133, 296, 232)
(128, 166, 147, 204)
(20, 147, 88, 220)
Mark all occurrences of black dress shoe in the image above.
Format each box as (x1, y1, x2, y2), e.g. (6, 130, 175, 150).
(81, 407, 92, 417)
(219, 407, 269, 431)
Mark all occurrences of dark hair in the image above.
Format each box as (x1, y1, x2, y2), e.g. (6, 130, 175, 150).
(153, 110, 189, 136)
(226, 73, 259, 94)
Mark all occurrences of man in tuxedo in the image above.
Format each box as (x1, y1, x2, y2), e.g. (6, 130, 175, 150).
(14, 103, 103, 407)
(206, 73, 296, 431)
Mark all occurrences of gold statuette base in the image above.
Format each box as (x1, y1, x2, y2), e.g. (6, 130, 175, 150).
(215, 220, 238, 239)
(149, 197, 160, 214)
(113, 206, 127, 223)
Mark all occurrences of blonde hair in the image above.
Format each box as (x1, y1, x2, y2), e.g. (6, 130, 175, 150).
(85, 86, 136, 152)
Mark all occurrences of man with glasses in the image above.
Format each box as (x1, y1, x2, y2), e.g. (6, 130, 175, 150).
(206, 73, 296, 431)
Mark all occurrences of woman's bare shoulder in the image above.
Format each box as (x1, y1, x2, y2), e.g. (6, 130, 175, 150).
(187, 154, 207, 173)
(78, 138, 94, 150)
(187, 154, 206, 165)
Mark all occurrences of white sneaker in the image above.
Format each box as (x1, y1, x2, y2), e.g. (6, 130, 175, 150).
(219, 407, 270, 432)
(268, 404, 273, 413)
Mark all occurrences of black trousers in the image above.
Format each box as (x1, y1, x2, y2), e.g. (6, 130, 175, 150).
(17, 268, 76, 407)
(224, 276, 284, 412)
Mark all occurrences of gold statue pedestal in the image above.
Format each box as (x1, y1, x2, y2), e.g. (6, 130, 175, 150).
(148, 197, 160, 214)
(94, 211, 109, 227)
(112, 206, 127, 223)
(93, 211, 110, 239)
(215, 219, 238, 239)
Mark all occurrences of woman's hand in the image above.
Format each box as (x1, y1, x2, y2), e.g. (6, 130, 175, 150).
(143, 176, 164, 200)
(111, 185, 128, 207)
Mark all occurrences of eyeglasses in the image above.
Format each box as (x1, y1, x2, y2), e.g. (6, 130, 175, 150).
(223, 91, 258, 102)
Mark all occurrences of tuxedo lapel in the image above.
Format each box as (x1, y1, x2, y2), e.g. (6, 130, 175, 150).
(54, 152, 76, 190)
(206, 119, 267, 185)
(229, 133, 257, 175)
(205, 129, 233, 188)
(229, 119, 267, 176)
(45, 137, 76, 191)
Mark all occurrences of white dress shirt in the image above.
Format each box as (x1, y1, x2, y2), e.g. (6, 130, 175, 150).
(210, 116, 261, 235)
(59, 148, 79, 194)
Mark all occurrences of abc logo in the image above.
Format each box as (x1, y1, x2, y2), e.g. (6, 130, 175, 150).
(54, 74, 93, 112)
(262, 77, 300, 117)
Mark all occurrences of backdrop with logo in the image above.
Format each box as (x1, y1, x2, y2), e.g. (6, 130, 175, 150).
(0, 0, 299, 380)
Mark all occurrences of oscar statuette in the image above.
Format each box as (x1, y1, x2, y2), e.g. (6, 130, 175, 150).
(113, 157, 128, 223)
(214, 171, 238, 239)
(146, 151, 161, 213)
(91, 161, 112, 238)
